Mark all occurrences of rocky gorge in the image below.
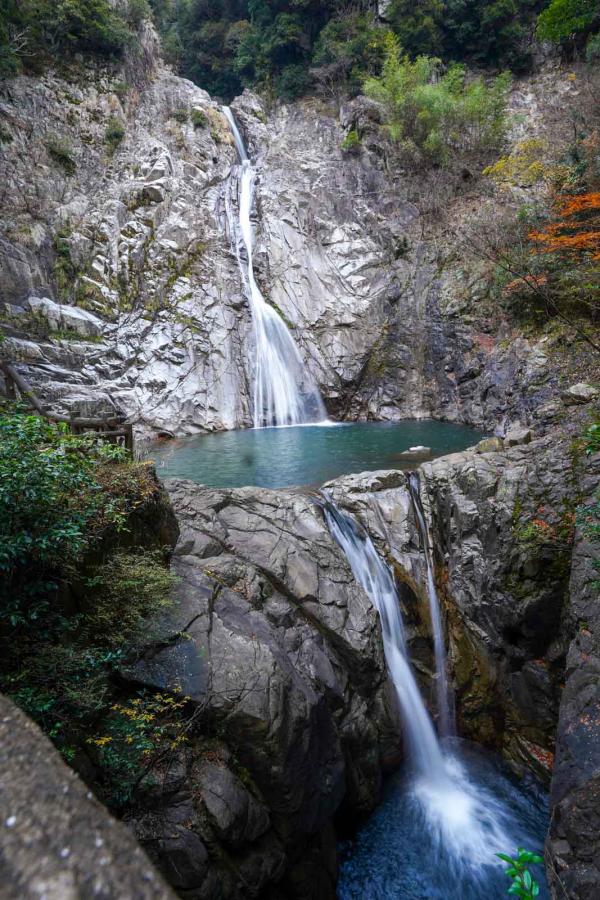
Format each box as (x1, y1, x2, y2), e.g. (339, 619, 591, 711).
(1, 13, 600, 900)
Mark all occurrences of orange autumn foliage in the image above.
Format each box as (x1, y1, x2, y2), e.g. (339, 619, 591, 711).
(529, 191, 600, 260)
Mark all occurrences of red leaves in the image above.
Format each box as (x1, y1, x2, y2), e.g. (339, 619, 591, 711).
(529, 191, 600, 260)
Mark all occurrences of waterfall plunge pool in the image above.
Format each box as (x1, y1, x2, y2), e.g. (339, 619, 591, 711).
(149, 420, 484, 488)
(337, 739, 549, 900)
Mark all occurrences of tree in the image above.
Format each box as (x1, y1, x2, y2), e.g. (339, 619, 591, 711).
(536, 0, 599, 44)
(363, 36, 511, 165)
(528, 191, 600, 259)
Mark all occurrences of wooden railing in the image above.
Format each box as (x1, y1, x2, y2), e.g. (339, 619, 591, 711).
(0, 361, 134, 452)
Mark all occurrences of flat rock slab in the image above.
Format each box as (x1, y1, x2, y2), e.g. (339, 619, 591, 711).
(0, 694, 175, 900)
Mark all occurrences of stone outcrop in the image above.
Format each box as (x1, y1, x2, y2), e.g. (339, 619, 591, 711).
(0, 693, 175, 899)
(0, 42, 583, 436)
(119, 479, 397, 898)
(546, 452, 600, 900)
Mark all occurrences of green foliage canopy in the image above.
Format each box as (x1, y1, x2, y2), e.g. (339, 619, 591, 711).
(0, 0, 150, 77)
(536, 0, 599, 43)
(364, 37, 511, 165)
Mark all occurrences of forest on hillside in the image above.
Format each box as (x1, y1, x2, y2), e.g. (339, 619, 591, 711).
(1, 0, 599, 99)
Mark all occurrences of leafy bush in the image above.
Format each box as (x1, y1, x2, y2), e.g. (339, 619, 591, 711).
(0, 408, 156, 626)
(311, 10, 389, 96)
(497, 847, 544, 898)
(341, 129, 361, 154)
(2, 548, 178, 806)
(364, 38, 511, 165)
(126, 0, 151, 29)
(86, 691, 187, 805)
(105, 115, 125, 151)
(0, 411, 104, 622)
(45, 135, 76, 174)
(191, 108, 207, 128)
(0, 406, 179, 808)
(536, 0, 598, 44)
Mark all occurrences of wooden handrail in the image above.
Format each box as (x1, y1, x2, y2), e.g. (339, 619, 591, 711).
(0, 361, 134, 452)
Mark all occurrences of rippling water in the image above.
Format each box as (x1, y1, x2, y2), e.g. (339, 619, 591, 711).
(149, 420, 484, 488)
(337, 739, 549, 900)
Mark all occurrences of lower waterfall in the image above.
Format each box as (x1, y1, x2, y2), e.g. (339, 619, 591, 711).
(321, 494, 545, 889)
(222, 106, 327, 428)
(408, 472, 454, 737)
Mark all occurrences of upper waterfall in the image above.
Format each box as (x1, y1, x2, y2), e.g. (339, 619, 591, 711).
(222, 106, 327, 429)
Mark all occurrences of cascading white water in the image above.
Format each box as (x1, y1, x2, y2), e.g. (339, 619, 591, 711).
(408, 472, 454, 737)
(222, 106, 327, 429)
(323, 496, 444, 774)
(321, 494, 526, 875)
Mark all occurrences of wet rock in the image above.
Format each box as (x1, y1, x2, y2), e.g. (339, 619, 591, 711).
(561, 383, 599, 405)
(504, 427, 532, 447)
(198, 763, 270, 847)
(475, 436, 504, 453)
(0, 694, 174, 899)
(120, 479, 395, 897)
(547, 451, 600, 898)
(395, 445, 432, 463)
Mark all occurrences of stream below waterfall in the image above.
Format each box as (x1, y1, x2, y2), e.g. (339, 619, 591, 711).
(337, 739, 549, 900)
(323, 495, 549, 900)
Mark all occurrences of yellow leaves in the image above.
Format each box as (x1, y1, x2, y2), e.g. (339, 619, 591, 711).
(86, 735, 113, 747)
(483, 138, 571, 189)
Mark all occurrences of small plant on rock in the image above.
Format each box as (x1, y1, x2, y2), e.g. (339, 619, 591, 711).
(45, 135, 76, 175)
(171, 108, 189, 124)
(497, 847, 544, 898)
(341, 128, 361, 154)
(105, 116, 125, 152)
(191, 108, 207, 129)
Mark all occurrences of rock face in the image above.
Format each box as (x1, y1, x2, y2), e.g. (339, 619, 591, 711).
(115, 446, 593, 897)
(546, 452, 600, 900)
(121, 479, 397, 898)
(0, 40, 579, 436)
(0, 693, 175, 899)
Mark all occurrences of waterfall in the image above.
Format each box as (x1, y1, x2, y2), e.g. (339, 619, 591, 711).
(408, 472, 454, 737)
(321, 493, 517, 873)
(322, 495, 445, 776)
(222, 106, 327, 429)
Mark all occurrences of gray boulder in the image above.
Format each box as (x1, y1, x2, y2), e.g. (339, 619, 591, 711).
(0, 693, 174, 899)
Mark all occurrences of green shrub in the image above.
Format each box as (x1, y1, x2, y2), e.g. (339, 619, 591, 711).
(0, 0, 139, 79)
(536, 0, 598, 44)
(45, 135, 76, 174)
(586, 31, 600, 61)
(0, 409, 157, 625)
(191, 108, 207, 128)
(83, 549, 175, 643)
(311, 11, 389, 96)
(112, 79, 129, 99)
(126, 0, 151, 29)
(105, 115, 125, 151)
(497, 848, 544, 898)
(171, 107, 189, 124)
(341, 129, 361, 154)
(364, 37, 511, 166)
